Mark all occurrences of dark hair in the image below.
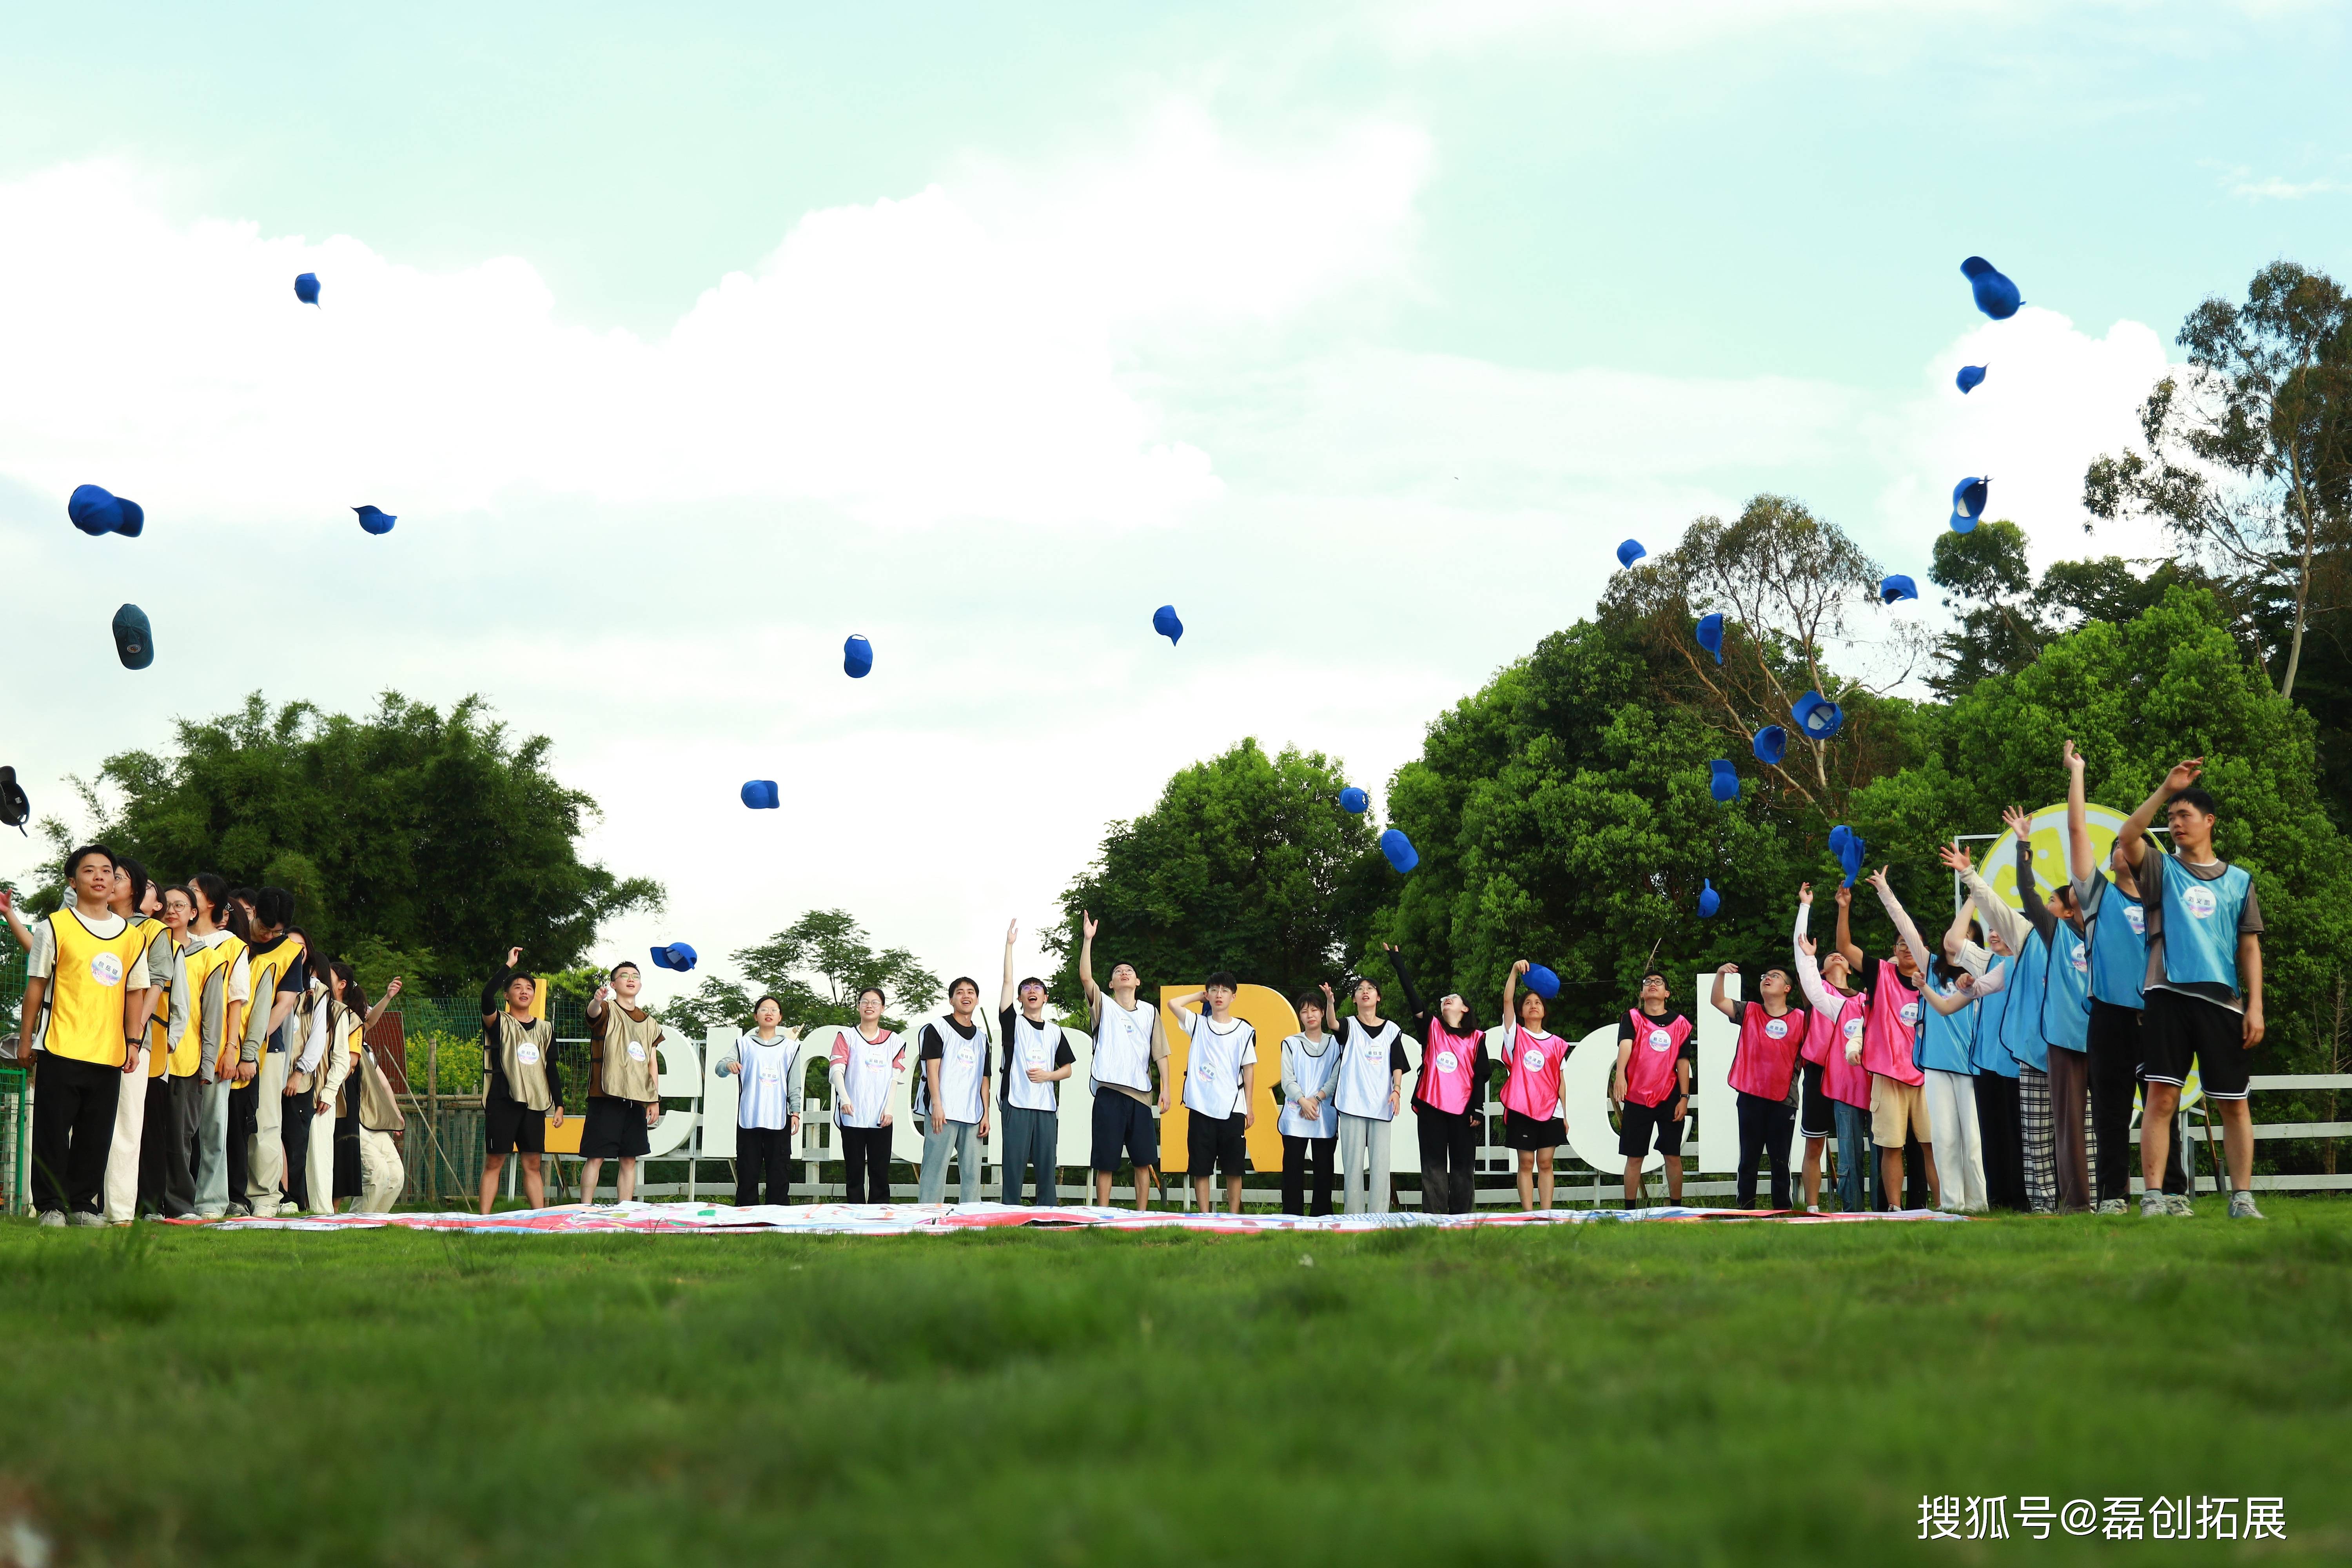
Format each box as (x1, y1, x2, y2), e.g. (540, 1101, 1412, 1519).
(1931, 952, 1966, 987)
(609, 960, 641, 980)
(1204, 970, 1240, 993)
(188, 872, 228, 924)
(228, 886, 257, 911)
(2168, 787, 2219, 818)
(110, 853, 151, 910)
(1295, 989, 1326, 1012)
(947, 975, 980, 998)
(858, 985, 887, 1006)
(1640, 969, 1669, 986)
(751, 994, 787, 1018)
(160, 884, 195, 912)
(1017, 975, 1047, 996)
(253, 886, 296, 931)
(329, 960, 371, 1022)
(65, 843, 114, 880)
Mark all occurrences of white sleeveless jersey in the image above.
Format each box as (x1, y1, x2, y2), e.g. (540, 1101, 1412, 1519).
(915, 1020, 988, 1124)
(1334, 1017, 1402, 1121)
(1004, 1013, 1064, 1113)
(1180, 1012, 1256, 1118)
(1092, 995, 1157, 1095)
(735, 1034, 800, 1130)
(1277, 1034, 1340, 1138)
(831, 1027, 904, 1129)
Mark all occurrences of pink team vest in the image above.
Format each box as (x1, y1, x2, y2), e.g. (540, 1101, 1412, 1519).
(1499, 1026, 1565, 1119)
(1621, 1009, 1692, 1109)
(1816, 992, 1872, 1109)
(1728, 1002, 1806, 1101)
(1863, 962, 1926, 1087)
(1414, 1022, 1480, 1116)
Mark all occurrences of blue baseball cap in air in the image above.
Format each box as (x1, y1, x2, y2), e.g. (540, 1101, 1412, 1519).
(1956, 364, 1987, 394)
(1880, 574, 1918, 604)
(1616, 539, 1645, 570)
(1752, 725, 1788, 765)
(295, 272, 321, 306)
(1696, 612, 1725, 665)
(740, 780, 779, 810)
(1709, 760, 1740, 803)
(113, 604, 154, 670)
(1791, 690, 1844, 740)
(651, 942, 698, 972)
(69, 485, 143, 537)
(354, 505, 396, 535)
(1380, 828, 1419, 874)
(1338, 787, 1368, 814)
(1950, 476, 1989, 533)
(843, 635, 873, 678)
(1153, 604, 1183, 645)
(1961, 256, 2021, 320)
(1698, 879, 1721, 918)
(1523, 963, 1559, 1000)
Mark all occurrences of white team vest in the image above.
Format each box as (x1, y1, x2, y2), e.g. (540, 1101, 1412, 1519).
(1092, 996, 1156, 1095)
(736, 1034, 799, 1130)
(917, 1020, 987, 1124)
(1334, 1017, 1401, 1121)
(835, 1028, 900, 1129)
(1278, 1034, 1339, 1139)
(1004, 1013, 1063, 1113)
(1181, 1013, 1254, 1118)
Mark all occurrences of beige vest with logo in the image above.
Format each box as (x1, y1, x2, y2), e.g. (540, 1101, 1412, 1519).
(492, 1013, 555, 1111)
(597, 1003, 662, 1102)
(357, 1039, 407, 1132)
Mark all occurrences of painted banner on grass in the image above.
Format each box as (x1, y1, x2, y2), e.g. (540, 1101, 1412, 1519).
(187, 1200, 1971, 1237)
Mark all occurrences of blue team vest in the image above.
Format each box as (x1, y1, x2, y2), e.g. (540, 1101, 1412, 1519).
(2040, 921, 2091, 1053)
(1916, 971, 1977, 1075)
(1999, 931, 2051, 1073)
(1972, 956, 2020, 1079)
(2087, 877, 2147, 1009)
(2156, 855, 2252, 993)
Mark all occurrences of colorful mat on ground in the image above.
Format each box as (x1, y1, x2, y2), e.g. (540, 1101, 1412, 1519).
(185, 1201, 1971, 1236)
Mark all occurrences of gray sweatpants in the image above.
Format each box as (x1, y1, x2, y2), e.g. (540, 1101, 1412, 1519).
(1337, 1112, 1392, 1214)
(193, 1077, 234, 1216)
(999, 1104, 1058, 1206)
(918, 1119, 982, 1204)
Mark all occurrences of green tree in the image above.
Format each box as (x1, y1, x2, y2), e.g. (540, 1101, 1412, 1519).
(35, 693, 661, 988)
(1926, 520, 2047, 696)
(1044, 739, 1383, 1002)
(655, 976, 759, 1037)
(728, 909, 940, 1031)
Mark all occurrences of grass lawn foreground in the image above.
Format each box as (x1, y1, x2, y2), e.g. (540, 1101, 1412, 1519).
(4, 1201, 2349, 1565)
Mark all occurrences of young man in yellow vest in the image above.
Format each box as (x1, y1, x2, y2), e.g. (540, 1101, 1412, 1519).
(19, 846, 154, 1226)
(237, 888, 309, 1218)
(100, 855, 173, 1223)
(480, 947, 566, 1212)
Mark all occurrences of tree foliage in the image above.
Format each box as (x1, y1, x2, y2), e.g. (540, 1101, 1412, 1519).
(655, 909, 942, 1037)
(36, 693, 661, 989)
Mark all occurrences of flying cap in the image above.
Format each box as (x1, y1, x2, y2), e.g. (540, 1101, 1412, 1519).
(1880, 574, 1918, 604)
(112, 604, 154, 670)
(1791, 690, 1844, 740)
(295, 272, 321, 306)
(1829, 825, 1866, 887)
(651, 942, 699, 972)
(1523, 963, 1559, 1000)
(1616, 539, 1646, 570)
(1338, 786, 1369, 815)
(1960, 256, 2021, 320)
(1380, 827, 1419, 874)
(0, 766, 28, 834)
(1949, 476, 1989, 533)
(843, 634, 873, 679)
(1695, 612, 1725, 665)
(1709, 760, 1740, 804)
(1956, 364, 1987, 394)
(1752, 724, 1788, 766)
(1698, 879, 1721, 919)
(353, 505, 396, 535)
(69, 484, 144, 538)
(1152, 604, 1183, 645)
(740, 780, 780, 810)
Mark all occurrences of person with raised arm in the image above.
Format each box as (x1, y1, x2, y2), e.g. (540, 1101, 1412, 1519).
(998, 926, 1075, 1209)
(829, 985, 906, 1205)
(1331, 973, 1410, 1214)
(1991, 798, 2095, 1213)
(914, 962, 991, 1207)
(477, 946, 565, 1213)
(1875, 871, 1986, 1212)
(1708, 957, 1808, 1210)
(1794, 885, 1874, 1211)
(581, 960, 664, 1204)
(717, 996, 804, 1206)
(1078, 912, 1170, 1210)
(1388, 942, 1488, 1215)
(1609, 967, 1689, 1209)
(1501, 962, 1572, 1210)
(2114, 759, 2267, 1220)
(1274, 983, 1340, 1216)
(1167, 973, 1257, 1215)
(1836, 867, 1940, 1210)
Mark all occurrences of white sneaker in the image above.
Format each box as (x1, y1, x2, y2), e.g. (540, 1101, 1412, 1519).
(2228, 1190, 2266, 1220)
(2165, 1193, 2195, 1218)
(37, 1209, 65, 1228)
(2095, 1198, 2127, 1215)
(2140, 1190, 2167, 1216)
(68, 1211, 105, 1228)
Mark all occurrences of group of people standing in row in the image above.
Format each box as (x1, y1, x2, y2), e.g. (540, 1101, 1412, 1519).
(6, 857, 408, 1225)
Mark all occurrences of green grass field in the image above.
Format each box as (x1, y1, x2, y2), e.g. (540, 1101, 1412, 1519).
(4, 1203, 2349, 1566)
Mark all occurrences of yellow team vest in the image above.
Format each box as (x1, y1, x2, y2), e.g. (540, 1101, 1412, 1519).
(180, 933, 249, 1079)
(139, 920, 175, 1078)
(595, 1003, 662, 1102)
(39, 909, 151, 1067)
(241, 935, 307, 1056)
(492, 1014, 556, 1111)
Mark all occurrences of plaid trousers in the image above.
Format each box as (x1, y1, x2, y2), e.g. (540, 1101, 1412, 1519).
(2019, 1064, 2056, 1214)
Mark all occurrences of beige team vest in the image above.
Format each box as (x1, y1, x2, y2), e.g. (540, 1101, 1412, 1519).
(285, 983, 325, 1095)
(596, 1002, 661, 1102)
(356, 1035, 407, 1132)
(492, 1014, 555, 1111)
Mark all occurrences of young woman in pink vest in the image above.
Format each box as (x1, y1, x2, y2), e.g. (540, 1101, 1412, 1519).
(1387, 943, 1488, 1214)
(1795, 884, 1874, 1211)
(1610, 969, 1693, 1207)
(1841, 868, 1940, 1210)
(1707, 958, 1809, 1209)
(1497, 962, 1569, 1210)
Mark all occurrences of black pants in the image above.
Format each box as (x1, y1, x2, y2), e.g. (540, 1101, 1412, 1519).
(840, 1124, 894, 1203)
(334, 1103, 362, 1200)
(140, 1074, 199, 1218)
(30, 1051, 122, 1216)
(226, 1078, 258, 1209)
(1735, 1091, 1795, 1209)
(1974, 1073, 2027, 1211)
(2087, 1002, 2143, 1201)
(737, 1125, 793, 1206)
(1279, 1133, 1335, 1215)
(280, 1091, 316, 1211)
(1414, 1101, 1478, 1213)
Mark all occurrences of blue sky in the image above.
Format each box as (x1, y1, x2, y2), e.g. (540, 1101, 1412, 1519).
(4, 2, 2348, 1000)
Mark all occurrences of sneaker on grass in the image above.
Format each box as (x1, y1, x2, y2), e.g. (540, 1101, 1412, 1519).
(68, 1211, 105, 1227)
(37, 1210, 65, 1228)
(2095, 1198, 2127, 1215)
(2229, 1190, 2266, 1220)
(2140, 1190, 2168, 1216)
(2165, 1193, 2195, 1217)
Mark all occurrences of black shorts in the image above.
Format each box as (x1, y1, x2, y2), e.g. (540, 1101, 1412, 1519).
(1186, 1111, 1248, 1179)
(1799, 1060, 1833, 1138)
(484, 1091, 547, 1155)
(581, 1095, 653, 1159)
(1091, 1090, 1160, 1172)
(1504, 1109, 1564, 1151)
(1618, 1096, 1686, 1158)
(2140, 989, 2252, 1100)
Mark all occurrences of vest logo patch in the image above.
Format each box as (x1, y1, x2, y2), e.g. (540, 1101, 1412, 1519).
(2070, 946, 2089, 974)
(626, 1041, 648, 1061)
(1434, 1049, 1458, 1074)
(1843, 1018, 1865, 1042)
(516, 1044, 541, 1065)
(953, 1044, 977, 1067)
(1646, 1029, 1671, 1051)
(1764, 1018, 1789, 1039)
(1361, 1046, 1384, 1064)
(2181, 884, 2219, 920)
(89, 951, 125, 987)
(1899, 1001, 1921, 1025)
(2124, 904, 2146, 936)
(1522, 1049, 1545, 1071)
